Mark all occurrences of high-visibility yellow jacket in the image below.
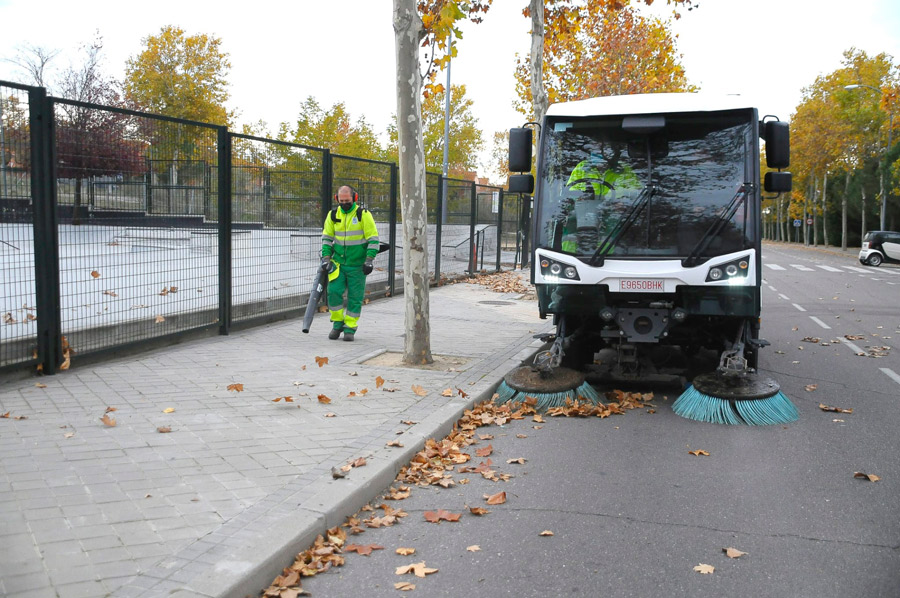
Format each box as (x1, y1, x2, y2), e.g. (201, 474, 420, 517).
(321, 204, 379, 266)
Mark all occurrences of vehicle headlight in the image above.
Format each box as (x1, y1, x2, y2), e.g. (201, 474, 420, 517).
(725, 264, 738, 276)
(564, 266, 577, 279)
(550, 263, 562, 275)
(709, 267, 723, 280)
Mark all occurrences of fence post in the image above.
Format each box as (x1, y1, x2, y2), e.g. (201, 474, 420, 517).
(468, 181, 477, 274)
(434, 175, 443, 283)
(29, 87, 62, 374)
(217, 127, 232, 335)
(496, 189, 503, 272)
(388, 163, 398, 297)
(322, 150, 333, 224)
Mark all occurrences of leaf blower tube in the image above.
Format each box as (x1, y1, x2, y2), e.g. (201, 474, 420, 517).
(302, 265, 330, 334)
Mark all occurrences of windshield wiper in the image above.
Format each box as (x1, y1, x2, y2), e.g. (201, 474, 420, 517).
(683, 183, 751, 267)
(589, 185, 655, 267)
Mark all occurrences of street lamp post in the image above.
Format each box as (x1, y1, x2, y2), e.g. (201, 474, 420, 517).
(845, 84, 895, 230)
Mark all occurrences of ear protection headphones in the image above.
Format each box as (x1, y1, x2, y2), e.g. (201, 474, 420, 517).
(334, 187, 359, 202)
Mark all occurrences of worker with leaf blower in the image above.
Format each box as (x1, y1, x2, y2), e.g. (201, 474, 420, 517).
(320, 185, 380, 341)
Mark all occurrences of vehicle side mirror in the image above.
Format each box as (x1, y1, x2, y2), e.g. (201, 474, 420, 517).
(508, 174, 534, 194)
(509, 128, 533, 173)
(764, 171, 792, 193)
(765, 121, 790, 169)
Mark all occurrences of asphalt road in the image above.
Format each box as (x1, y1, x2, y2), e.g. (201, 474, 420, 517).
(291, 243, 900, 598)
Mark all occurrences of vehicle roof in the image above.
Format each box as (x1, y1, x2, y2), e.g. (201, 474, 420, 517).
(545, 93, 758, 118)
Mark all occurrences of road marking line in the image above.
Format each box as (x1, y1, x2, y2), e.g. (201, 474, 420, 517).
(843, 339, 865, 355)
(809, 316, 831, 329)
(778, 294, 790, 301)
(790, 264, 815, 271)
(881, 368, 900, 386)
(792, 303, 807, 312)
(844, 266, 869, 273)
(765, 264, 786, 270)
(817, 265, 843, 272)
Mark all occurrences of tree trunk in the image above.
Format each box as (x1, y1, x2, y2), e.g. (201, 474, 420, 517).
(860, 187, 866, 243)
(393, 0, 433, 365)
(841, 169, 850, 251)
(822, 173, 829, 247)
(530, 0, 548, 125)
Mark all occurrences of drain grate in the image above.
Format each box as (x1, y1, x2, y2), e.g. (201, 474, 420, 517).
(478, 300, 515, 305)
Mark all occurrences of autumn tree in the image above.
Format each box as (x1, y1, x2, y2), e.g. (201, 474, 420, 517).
(52, 34, 139, 224)
(280, 96, 386, 161)
(3, 43, 60, 89)
(517, 0, 695, 119)
(124, 25, 231, 125)
(387, 84, 484, 175)
(393, 0, 490, 365)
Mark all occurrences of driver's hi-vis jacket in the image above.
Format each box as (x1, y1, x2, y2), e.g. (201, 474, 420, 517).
(321, 204, 380, 266)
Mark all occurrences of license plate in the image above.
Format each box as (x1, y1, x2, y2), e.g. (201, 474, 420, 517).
(619, 279, 665, 292)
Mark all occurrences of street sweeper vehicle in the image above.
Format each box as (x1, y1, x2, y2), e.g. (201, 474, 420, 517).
(499, 93, 797, 425)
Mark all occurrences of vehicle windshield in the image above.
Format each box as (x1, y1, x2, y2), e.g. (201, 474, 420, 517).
(536, 110, 755, 261)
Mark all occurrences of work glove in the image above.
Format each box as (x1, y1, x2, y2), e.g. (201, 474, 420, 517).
(362, 257, 374, 276)
(320, 256, 333, 273)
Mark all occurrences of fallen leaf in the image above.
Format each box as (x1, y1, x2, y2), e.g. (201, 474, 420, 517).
(724, 547, 747, 559)
(804, 384, 818, 392)
(507, 458, 526, 465)
(375, 376, 385, 388)
(350, 457, 367, 468)
(424, 509, 461, 523)
(100, 414, 116, 427)
(331, 467, 347, 479)
(694, 563, 715, 575)
(13, 415, 27, 420)
(340, 464, 353, 473)
(467, 545, 481, 552)
(819, 403, 853, 414)
(64, 432, 75, 438)
(441, 388, 453, 397)
(35, 383, 47, 388)
(400, 420, 417, 425)
(516, 434, 527, 438)
(484, 491, 507, 505)
(317, 394, 332, 404)
(539, 530, 554, 536)
(467, 506, 490, 516)
(386, 439, 404, 448)
(105, 406, 117, 413)
(532, 414, 544, 423)
(853, 472, 881, 482)
(323, 412, 336, 418)
(412, 385, 428, 397)
(395, 561, 438, 578)
(479, 434, 494, 440)
(157, 426, 171, 433)
(227, 383, 244, 392)
(348, 371, 358, 376)
(102, 290, 117, 297)
(90, 270, 100, 278)
(163, 407, 175, 413)
(688, 450, 710, 456)
(344, 543, 383, 556)
(475, 444, 493, 458)
(155, 315, 165, 324)
(1, 412, 9, 418)
(315, 356, 329, 367)
(394, 582, 416, 591)
(396, 547, 416, 556)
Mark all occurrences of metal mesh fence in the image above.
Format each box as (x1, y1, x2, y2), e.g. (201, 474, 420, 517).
(1, 83, 37, 368)
(53, 99, 221, 357)
(230, 135, 325, 322)
(0, 79, 524, 373)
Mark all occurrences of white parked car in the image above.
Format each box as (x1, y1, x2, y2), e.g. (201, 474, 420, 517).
(859, 230, 900, 267)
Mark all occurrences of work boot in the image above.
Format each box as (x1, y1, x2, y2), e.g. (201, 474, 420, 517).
(343, 332, 355, 342)
(328, 328, 342, 340)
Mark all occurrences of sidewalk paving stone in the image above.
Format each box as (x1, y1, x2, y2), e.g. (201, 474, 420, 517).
(0, 276, 548, 597)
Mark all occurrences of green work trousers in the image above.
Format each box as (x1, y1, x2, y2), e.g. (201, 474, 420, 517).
(327, 263, 366, 333)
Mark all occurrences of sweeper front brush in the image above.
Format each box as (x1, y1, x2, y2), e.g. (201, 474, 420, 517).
(494, 366, 601, 411)
(673, 371, 798, 425)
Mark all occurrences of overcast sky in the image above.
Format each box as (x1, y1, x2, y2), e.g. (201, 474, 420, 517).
(1, 0, 899, 175)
